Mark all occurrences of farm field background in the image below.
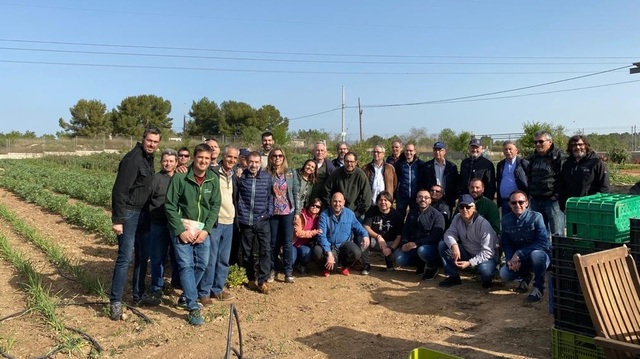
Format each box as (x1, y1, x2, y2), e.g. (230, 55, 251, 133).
(0, 153, 638, 358)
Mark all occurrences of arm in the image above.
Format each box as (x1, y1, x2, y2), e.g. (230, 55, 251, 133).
(202, 174, 222, 233)
(294, 214, 320, 239)
(513, 212, 549, 261)
(595, 160, 610, 194)
(316, 211, 331, 253)
(164, 175, 186, 235)
(468, 220, 497, 267)
(111, 155, 139, 223)
(485, 159, 497, 201)
(357, 173, 372, 216)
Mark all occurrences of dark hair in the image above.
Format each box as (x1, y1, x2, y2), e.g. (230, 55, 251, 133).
(567, 135, 591, 153)
(261, 131, 273, 140)
(178, 146, 190, 154)
(306, 198, 323, 211)
(193, 143, 212, 157)
(143, 127, 162, 140)
(204, 137, 218, 144)
(247, 150, 262, 161)
(344, 151, 357, 161)
(376, 191, 393, 203)
(509, 190, 528, 201)
(430, 184, 444, 195)
(468, 177, 484, 188)
(299, 159, 317, 184)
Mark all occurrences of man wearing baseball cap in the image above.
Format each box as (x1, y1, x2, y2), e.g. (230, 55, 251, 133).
(421, 141, 459, 211)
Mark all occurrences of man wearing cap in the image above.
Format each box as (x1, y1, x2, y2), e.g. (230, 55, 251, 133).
(438, 194, 498, 288)
(496, 141, 529, 215)
(421, 141, 459, 210)
(459, 138, 496, 201)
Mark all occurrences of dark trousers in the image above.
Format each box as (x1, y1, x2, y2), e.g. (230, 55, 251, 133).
(240, 219, 272, 284)
(312, 241, 362, 269)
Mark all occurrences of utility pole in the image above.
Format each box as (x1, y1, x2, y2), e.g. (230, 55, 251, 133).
(358, 97, 363, 143)
(341, 87, 346, 142)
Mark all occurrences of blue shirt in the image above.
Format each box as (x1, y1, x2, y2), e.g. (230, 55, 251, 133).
(501, 208, 550, 262)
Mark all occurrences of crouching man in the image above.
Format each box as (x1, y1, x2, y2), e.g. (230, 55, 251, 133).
(438, 194, 498, 288)
(314, 192, 370, 276)
(165, 143, 221, 326)
(499, 190, 550, 302)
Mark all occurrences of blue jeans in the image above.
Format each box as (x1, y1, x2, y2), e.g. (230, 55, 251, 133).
(499, 250, 550, 290)
(395, 244, 439, 269)
(529, 198, 565, 236)
(438, 241, 497, 283)
(270, 213, 294, 275)
(149, 221, 171, 293)
(199, 223, 233, 297)
(109, 209, 150, 303)
(173, 233, 210, 311)
(292, 245, 313, 266)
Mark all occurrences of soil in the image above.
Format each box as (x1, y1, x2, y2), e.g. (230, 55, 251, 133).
(0, 187, 554, 359)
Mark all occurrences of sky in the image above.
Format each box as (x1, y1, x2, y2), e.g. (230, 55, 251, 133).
(1, 1, 639, 141)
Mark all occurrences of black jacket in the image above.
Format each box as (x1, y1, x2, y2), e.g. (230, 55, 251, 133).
(402, 206, 446, 246)
(421, 159, 459, 210)
(459, 155, 496, 200)
(496, 157, 529, 207)
(111, 142, 155, 224)
(559, 151, 609, 210)
(527, 144, 563, 200)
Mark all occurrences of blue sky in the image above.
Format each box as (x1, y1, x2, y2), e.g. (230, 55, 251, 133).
(1, 1, 639, 140)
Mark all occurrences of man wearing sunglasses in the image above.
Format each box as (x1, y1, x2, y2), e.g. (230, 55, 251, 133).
(499, 191, 550, 303)
(527, 130, 564, 236)
(438, 194, 498, 288)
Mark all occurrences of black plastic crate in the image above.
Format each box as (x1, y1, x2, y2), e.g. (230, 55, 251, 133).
(630, 218, 640, 246)
(554, 302, 596, 337)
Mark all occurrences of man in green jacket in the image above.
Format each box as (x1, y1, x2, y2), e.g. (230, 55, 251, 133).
(324, 152, 372, 218)
(165, 143, 221, 326)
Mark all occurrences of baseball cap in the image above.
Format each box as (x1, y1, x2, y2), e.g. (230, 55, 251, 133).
(458, 194, 475, 206)
(469, 138, 481, 147)
(433, 141, 445, 149)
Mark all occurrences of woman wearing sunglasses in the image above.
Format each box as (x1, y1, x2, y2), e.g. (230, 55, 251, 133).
(292, 199, 323, 274)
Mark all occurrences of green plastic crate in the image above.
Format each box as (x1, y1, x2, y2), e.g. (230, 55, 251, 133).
(565, 193, 640, 242)
(552, 327, 606, 359)
(408, 348, 461, 359)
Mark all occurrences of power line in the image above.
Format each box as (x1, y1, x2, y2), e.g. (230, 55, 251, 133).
(0, 38, 636, 60)
(0, 46, 628, 66)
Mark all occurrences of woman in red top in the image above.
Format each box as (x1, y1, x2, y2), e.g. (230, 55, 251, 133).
(293, 198, 323, 274)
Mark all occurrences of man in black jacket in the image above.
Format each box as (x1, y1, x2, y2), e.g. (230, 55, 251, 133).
(497, 140, 529, 215)
(559, 135, 609, 210)
(421, 141, 459, 210)
(459, 138, 496, 201)
(527, 130, 564, 235)
(109, 128, 161, 320)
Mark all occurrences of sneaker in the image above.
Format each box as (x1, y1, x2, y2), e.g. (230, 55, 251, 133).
(422, 268, 439, 281)
(110, 302, 123, 321)
(258, 282, 269, 294)
(439, 275, 462, 287)
(415, 263, 426, 276)
(380, 266, 395, 272)
(138, 292, 161, 307)
(515, 279, 530, 294)
(321, 270, 331, 277)
(176, 295, 188, 310)
(212, 291, 235, 301)
(527, 287, 544, 302)
(285, 275, 296, 283)
(340, 268, 350, 276)
(187, 309, 204, 326)
(296, 264, 306, 275)
(267, 270, 276, 283)
(361, 264, 371, 276)
(199, 296, 213, 307)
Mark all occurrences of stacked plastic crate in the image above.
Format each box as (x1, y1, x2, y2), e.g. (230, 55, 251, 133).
(551, 193, 640, 359)
(630, 218, 640, 272)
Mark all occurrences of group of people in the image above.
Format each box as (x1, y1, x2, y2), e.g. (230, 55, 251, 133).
(108, 128, 610, 325)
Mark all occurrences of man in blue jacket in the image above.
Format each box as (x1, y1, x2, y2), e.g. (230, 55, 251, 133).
(314, 192, 370, 277)
(499, 190, 550, 303)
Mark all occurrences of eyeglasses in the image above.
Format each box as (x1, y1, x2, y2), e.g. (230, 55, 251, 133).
(272, 154, 284, 158)
(417, 195, 431, 200)
(571, 143, 585, 147)
(534, 140, 547, 145)
(430, 189, 442, 193)
(345, 160, 357, 164)
(510, 200, 527, 206)
(178, 154, 190, 158)
(458, 204, 474, 210)
(372, 151, 383, 154)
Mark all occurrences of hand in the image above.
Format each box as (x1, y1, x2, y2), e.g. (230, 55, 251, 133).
(455, 260, 471, 269)
(112, 224, 123, 236)
(507, 254, 521, 271)
(325, 252, 335, 270)
(361, 237, 370, 250)
(193, 230, 208, 244)
(451, 244, 461, 262)
(401, 242, 417, 253)
(176, 165, 188, 174)
(179, 230, 193, 244)
(317, 229, 323, 234)
(382, 247, 392, 257)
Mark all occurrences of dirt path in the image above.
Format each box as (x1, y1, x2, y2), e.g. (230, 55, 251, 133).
(0, 188, 553, 358)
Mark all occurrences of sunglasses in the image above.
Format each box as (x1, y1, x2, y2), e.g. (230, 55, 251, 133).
(178, 154, 190, 157)
(458, 204, 474, 210)
(534, 140, 547, 145)
(510, 200, 527, 206)
(310, 204, 322, 209)
(430, 189, 442, 193)
(272, 154, 284, 158)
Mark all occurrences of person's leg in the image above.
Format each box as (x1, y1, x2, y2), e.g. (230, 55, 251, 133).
(396, 197, 408, 217)
(198, 224, 222, 298)
(417, 244, 440, 269)
(499, 263, 522, 284)
(338, 241, 362, 268)
(172, 236, 199, 311)
(437, 241, 458, 278)
(476, 258, 498, 285)
(269, 216, 281, 274)
(280, 213, 295, 277)
(530, 250, 550, 290)
(312, 245, 327, 266)
(528, 199, 548, 232)
(131, 211, 150, 302)
(256, 219, 272, 284)
(395, 247, 418, 267)
(547, 200, 565, 236)
(192, 236, 211, 291)
(110, 210, 141, 304)
(299, 245, 313, 266)
(149, 222, 170, 293)
(168, 237, 181, 289)
(500, 201, 511, 217)
(212, 224, 234, 295)
(240, 225, 256, 282)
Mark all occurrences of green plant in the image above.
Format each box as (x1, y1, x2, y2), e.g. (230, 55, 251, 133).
(608, 146, 630, 164)
(226, 264, 248, 288)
